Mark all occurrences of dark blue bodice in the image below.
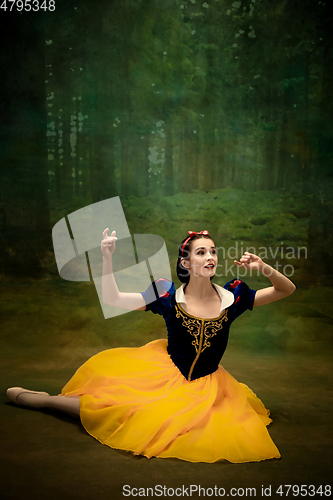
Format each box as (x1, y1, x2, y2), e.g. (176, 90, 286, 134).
(141, 279, 256, 382)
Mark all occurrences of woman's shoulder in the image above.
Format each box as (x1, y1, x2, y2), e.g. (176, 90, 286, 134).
(141, 279, 176, 316)
(223, 279, 249, 292)
(153, 278, 175, 298)
(223, 279, 257, 314)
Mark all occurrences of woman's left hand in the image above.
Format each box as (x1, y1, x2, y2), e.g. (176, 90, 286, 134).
(234, 252, 264, 271)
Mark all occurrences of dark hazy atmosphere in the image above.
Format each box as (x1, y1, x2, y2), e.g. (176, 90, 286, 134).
(0, 0, 332, 498)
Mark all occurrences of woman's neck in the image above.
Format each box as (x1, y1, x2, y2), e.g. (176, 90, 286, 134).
(184, 278, 216, 300)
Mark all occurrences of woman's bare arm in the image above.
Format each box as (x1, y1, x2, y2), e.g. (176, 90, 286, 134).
(101, 228, 146, 310)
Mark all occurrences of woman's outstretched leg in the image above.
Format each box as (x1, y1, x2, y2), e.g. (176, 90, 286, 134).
(6, 388, 80, 418)
(46, 395, 80, 418)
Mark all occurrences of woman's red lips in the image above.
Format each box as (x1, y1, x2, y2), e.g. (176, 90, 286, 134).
(205, 264, 215, 268)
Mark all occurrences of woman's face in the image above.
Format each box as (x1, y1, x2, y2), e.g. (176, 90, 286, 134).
(182, 238, 217, 279)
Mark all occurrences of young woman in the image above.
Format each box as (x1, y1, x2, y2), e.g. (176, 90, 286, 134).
(6, 228, 296, 463)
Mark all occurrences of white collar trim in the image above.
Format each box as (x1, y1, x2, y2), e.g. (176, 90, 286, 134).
(175, 283, 234, 313)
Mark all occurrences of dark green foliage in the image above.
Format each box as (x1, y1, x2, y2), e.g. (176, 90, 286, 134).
(0, 0, 332, 277)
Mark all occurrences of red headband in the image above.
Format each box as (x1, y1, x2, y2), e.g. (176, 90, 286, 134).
(180, 230, 210, 257)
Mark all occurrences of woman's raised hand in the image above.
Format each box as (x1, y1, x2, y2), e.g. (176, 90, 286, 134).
(234, 252, 264, 271)
(101, 228, 117, 258)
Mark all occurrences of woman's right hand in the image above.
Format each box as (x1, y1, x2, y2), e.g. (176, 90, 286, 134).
(101, 228, 117, 258)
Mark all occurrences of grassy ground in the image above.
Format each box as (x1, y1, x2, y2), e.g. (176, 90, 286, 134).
(1, 188, 332, 499)
(1, 275, 332, 499)
(1, 351, 332, 500)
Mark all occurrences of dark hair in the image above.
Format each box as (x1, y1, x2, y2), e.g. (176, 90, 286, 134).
(176, 234, 215, 284)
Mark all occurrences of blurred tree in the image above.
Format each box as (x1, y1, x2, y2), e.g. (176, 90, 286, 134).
(0, 12, 51, 275)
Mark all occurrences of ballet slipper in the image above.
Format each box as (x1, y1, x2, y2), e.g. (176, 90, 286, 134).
(6, 387, 50, 405)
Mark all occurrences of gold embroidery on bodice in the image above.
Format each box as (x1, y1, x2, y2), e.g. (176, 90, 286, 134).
(175, 304, 228, 381)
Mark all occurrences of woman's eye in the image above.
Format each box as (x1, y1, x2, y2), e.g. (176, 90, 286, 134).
(212, 250, 216, 255)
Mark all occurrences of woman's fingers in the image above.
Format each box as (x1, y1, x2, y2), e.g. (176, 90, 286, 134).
(101, 229, 117, 256)
(101, 237, 117, 246)
(101, 229, 117, 243)
(102, 228, 116, 238)
(101, 228, 117, 253)
(234, 258, 251, 267)
(240, 252, 255, 263)
(234, 252, 262, 269)
(234, 260, 246, 267)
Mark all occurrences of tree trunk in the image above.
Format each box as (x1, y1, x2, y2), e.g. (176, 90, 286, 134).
(300, 50, 312, 189)
(276, 113, 288, 189)
(192, 127, 200, 191)
(132, 132, 149, 198)
(164, 120, 174, 196)
(0, 13, 51, 275)
(178, 116, 193, 193)
(201, 115, 214, 192)
(120, 132, 132, 197)
(260, 130, 276, 190)
(214, 127, 225, 189)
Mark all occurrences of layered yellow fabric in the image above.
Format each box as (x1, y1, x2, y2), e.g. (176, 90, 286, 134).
(61, 339, 280, 463)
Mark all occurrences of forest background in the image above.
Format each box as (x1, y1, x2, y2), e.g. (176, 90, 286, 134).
(0, 1, 333, 497)
(1, 0, 332, 357)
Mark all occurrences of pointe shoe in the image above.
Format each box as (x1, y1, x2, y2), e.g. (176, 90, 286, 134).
(6, 387, 50, 405)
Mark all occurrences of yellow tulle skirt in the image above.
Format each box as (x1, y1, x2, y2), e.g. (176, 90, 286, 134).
(61, 339, 281, 463)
